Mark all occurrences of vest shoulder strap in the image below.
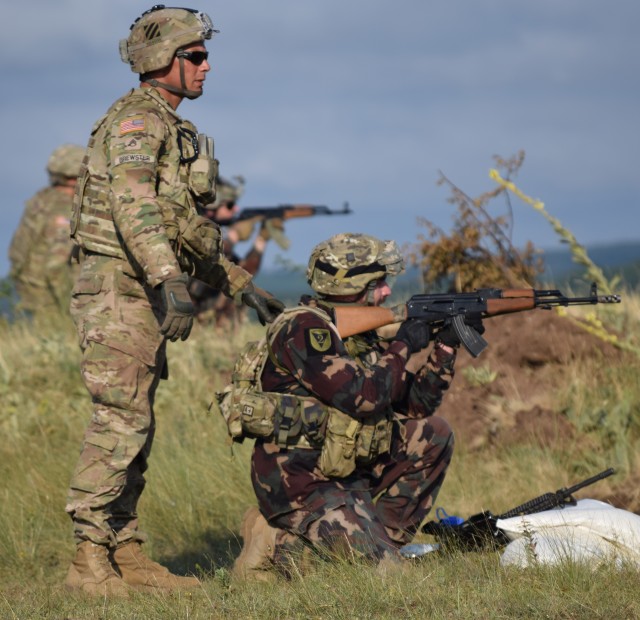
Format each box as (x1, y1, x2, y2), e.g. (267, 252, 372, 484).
(265, 305, 339, 373)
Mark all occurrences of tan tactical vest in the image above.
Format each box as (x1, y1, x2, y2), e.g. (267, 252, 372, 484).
(215, 305, 393, 478)
(71, 88, 217, 266)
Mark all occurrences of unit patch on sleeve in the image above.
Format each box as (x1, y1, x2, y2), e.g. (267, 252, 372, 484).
(119, 115, 145, 135)
(306, 328, 335, 355)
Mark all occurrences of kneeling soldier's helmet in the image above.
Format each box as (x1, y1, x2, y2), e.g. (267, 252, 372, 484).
(46, 144, 85, 185)
(307, 233, 404, 296)
(120, 5, 217, 75)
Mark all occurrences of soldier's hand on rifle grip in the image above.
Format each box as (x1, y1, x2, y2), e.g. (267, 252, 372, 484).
(437, 317, 485, 348)
(435, 322, 460, 348)
(394, 319, 431, 354)
(465, 316, 485, 335)
(160, 273, 194, 342)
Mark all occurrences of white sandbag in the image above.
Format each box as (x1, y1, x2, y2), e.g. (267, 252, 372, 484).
(497, 499, 640, 568)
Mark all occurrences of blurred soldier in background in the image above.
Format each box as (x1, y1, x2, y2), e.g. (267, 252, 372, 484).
(8, 144, 84, 315)
(228, 233, 459, 580)
(65, 5, 282, 597)
(189, 175, 288, 328)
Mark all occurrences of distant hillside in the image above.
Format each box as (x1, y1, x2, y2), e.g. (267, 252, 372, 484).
(2, 240, 638, 317)
(541, 240, 640, 286)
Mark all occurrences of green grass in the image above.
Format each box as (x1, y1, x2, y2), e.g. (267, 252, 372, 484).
(1, 302, 639, 619)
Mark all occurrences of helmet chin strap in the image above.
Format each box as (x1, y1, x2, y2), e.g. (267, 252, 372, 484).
(146, 58, 202, 100)
(364, 280, 377, 306)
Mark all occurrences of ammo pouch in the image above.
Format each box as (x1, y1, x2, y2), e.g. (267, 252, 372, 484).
(223, 389, 277, 440)
(188, 133, 218, 204)
(159, 197, 221, 262)
(178, 211, 221, 260)
(319, 408, 393, 478)
(214, 338, 329, 447)
(215, 339, 271, 441)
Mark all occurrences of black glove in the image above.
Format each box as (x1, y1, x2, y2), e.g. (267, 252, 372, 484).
(437, 316, 485, 348)
(394, 319, 431, 354)
(241, 284, 285, 325)
(436, 322, 460, 348)
(160, 273, 194, 342)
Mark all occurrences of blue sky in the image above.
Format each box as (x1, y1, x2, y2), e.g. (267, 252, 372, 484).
(1, 1, 638, 276)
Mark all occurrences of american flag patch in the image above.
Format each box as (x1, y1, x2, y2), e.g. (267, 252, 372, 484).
(120, 116, 145, 135)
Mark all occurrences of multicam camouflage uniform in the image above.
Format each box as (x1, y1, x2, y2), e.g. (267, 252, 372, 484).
(248, 235, 456, 567)
(9, 144, 84, 313)
(62, 5, 285, 596)
(66, 86, 251, 547)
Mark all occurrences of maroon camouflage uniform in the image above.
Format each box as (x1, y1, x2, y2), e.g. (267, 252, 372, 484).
(251, 297, 455, 565)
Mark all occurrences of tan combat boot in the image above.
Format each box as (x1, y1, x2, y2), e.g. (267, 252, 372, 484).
(110, 541, 200, 591)
(232, 506, 279, 582)
(65, 541, 130, 597)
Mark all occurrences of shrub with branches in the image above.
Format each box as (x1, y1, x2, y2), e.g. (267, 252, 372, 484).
(411, 151, 544, 292)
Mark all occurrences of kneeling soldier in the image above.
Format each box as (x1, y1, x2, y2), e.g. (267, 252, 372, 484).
(228, 233, 458, 579)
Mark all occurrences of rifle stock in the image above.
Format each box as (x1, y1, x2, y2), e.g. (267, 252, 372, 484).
(333, 305, 407, 339)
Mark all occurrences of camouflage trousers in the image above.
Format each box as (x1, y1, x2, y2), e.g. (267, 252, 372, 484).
(253, 414, 454, 566)
(66, 254, 166, 546)
(189, 279, 246, 330)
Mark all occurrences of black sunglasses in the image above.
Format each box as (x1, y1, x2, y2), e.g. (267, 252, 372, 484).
(176, 50, 209, 66)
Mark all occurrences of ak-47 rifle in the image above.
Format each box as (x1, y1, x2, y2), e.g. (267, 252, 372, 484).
(333, 284, 622, 357)
(422, 467, 616, 552)
(215, 201, 352, 226)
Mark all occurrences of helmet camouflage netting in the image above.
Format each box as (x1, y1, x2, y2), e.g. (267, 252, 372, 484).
(120, 5, 217, 74)
(307, 233, 404, 296)
(46, 144, 85, 182)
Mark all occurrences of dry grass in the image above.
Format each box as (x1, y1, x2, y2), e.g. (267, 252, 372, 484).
(1, 301, 639, 618)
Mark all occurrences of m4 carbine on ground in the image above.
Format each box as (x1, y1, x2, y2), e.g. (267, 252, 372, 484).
(333, 284, 622, 356)
(421, 467, 616, 552)
(215, 201, 352, 226)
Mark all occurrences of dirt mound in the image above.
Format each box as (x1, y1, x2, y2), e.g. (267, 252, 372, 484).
(435, 310, 620, 450)
(602, 473, 640, 514)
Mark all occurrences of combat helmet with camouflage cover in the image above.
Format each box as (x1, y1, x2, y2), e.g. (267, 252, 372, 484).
(210, 175, 245, 209)
(307, 233, 404, 298)
(119, 4, 217, 99)
(46, 144, 85, 185)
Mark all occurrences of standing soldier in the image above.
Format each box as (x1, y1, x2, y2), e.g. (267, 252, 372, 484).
(227, 233, 461, 580)
(9, 144, 84, 315)
(65, 5, 283, 596)
(189, 175, 286, 327)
